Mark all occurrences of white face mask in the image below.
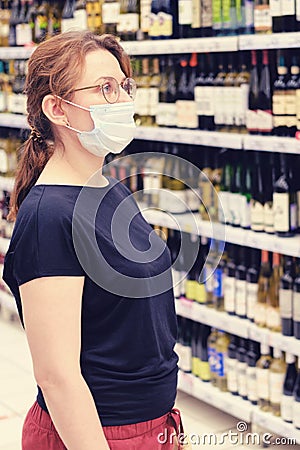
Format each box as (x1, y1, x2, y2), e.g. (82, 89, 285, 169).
(61, 99, 136, 157)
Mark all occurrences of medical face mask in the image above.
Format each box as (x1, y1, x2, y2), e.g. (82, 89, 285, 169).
(62, 99, 136, 157)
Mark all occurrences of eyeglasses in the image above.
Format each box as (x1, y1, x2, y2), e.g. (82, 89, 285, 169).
(70, 77, 137, 104)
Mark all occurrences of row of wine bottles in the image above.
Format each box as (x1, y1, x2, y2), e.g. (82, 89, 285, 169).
(0, 59, 27, 115)
(176, 318, 300, 427)
(2, 0, 300, 48)
(115, 141, 300, 238)
(133, 50, 300, 137)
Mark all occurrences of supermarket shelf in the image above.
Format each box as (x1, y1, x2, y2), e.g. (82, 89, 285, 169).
(1, 114, 300, 154)
(135, 127, 243, 149)
(0, 236, 10, 255)
(243, 135, 300, 154)
(178, 371, 300, 444)
(122, 36, 238, 54)
(239, 31, 300, 50)
(175, 298, 300, 356)
(0, 46, 35, 59)
(178, 371, 252, 422)
(0, 113, 29, 129)
(141, 208, 300, 257)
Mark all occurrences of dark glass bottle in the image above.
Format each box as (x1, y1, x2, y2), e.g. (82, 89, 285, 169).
(224, 244, 236, 316)
(286, 58, 299, 138)
(281, 353, 297, 423)
(237, 337, 248, 400)
(293, 358, 300, 429)
(246, 248, 260, 322)
(246, 339, 260, 405)
(250, 151, 265, 233)
(235, 246, 248, 319)
(227, 335, 238, 395)
(257, 50, 273, 136)
(272, 54, 288, 137)
(280, 256, 295, 336)
(246, 50, 259, 135)
(293, 258, 300, 339)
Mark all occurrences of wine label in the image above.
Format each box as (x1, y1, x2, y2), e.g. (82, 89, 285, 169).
(194, 282, 206, 304)
(229, 192, 241, 226)
(254, 5, 272, 31)
(246, 282, 258, 320)
(285, 92, 297, 115)
(235, 84, 249, 126)
(192, 0, 202, 28)
(236, 279, 247, 316)
(251, 199, 264, 232)
(279, 288, 293, 319)
(102, 3, 120, 24)
(185, 279, 195, 300)
(158, 12, 173, 37)
(201, 0, 213, 27)
(297, 0, 300, 20)
(201, 86, 215, 117)
(218, 191, 229, 223)
(176, 100, 198, 129)
(224, 276, 236, 313)
(264, 201, 274, 233)
(16, 24, 32, 46)
(148, 87, 159, 116)
(192, 356, 198, 376)
(227, 357, 238, 393)
(213, 268, 224, 298)
(273, 115, 287, 127)
(247, 366, 258, 402)
(148, 13, 160, 37)
(180, 344, 192, 372)
(257, 110, 273, 133)
(240, 195, 251, 228)
(205, 265, 215, 293)
(273, 92, 286, 115)
(245, 0, 254, 27)
(269, 0, 281, 17)
(165, 103, 177, 127)
(73, 9, 88, 30)
(214, 86, 226, 125)
(194, 86, 205, 115)
(140, 0, 152, 33)
(281, 395, 294, 423)
(237, 361, 248, 397)
(254, 302, 267, 327)
(223, 86, 236, 126)
(293, 401, 300, 428)
(273, 192, 289, 233)
(178, 0, 193, 24)
(266, 305, 281, 330)
(270, 372, 285, 404)
(246, 109, 258, 132)
(200, 361, 211, 381)
(256, 367, 270, 400)
(293, 291, 300, 322)
(134, 87, 150, 116)
(282, 0, 295, 15)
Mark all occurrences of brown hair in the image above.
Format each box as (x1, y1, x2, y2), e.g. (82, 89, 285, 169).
(8, 31, 132, 221)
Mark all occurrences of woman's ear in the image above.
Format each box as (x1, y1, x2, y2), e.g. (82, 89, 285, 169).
(42, 94, 69, 127)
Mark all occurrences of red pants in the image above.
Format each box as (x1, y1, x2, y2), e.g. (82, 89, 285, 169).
(22, 401, 183, 449)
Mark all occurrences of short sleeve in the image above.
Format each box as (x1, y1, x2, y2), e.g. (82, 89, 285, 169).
(8, 186, 84, 287)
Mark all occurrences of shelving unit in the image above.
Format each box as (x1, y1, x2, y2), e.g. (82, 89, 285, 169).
(175, 298, 300, 356)
(2, 32, 300, 445)
(178, 371, 300, 444)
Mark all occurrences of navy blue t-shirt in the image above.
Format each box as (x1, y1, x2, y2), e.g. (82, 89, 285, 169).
(3, 177, 178, 426)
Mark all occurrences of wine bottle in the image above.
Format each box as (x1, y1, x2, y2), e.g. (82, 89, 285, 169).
(185, 234, 201, 301)
(236, 337, 248, 400)
(61, 0, 75, 33)
(270, 0, 282, 32)
(229, 152, 242, 227)
(178, 0, 193, 38)
(207, 328, 219, 386)
(254, 250, 271, 328)
(256, 343, 272, 412)
(292, 357, 300, 429)
(280, 256, 295, 336)
(202, 54, 215, 131)
(235, 246, 248, 319)
(193, 237, 207, 305)
(148, 57, 161, 126)
(234, 52, 250, 134)
(246, 340, 260, 405)
(286, 58, 299, 138)
(266, 252, 281, 332)
(257, 50, 273, 135)
(244, 0, 254, 33)
(159, 0, 173, 39)
(226, 335, 238, 395)
(224, 243, 236, 315)
(48, 0, 61, 37)
(201, 0, 213, 36)
(73, 0, 88, 31)
(222, 0, 237, 35)
(215, 330, 230, 392)
(214, 55, 227, 132)
(194, 54, 207, 130)
(218, 149, 232, 225)
(191, 0, 202, 37)
(199, 324, 211, 381)
(164, 57, 177, 127)
(281, 353, 297, 423)
(16, 0, 32, 46)
(273, 153, 297, 237)
(236, 0, 246, 33)
(9, 0, 20, 46)
(205, 239, 218, 308)
(240, 152, 252, 229)
(282, 0, 296, 31)
(212, 240, 227, 311)
(270, 347, 286, 416)
(263, 152, 278, 234)
(210, 150, 222, 221)
(139, 0, 151, 39)
(180, 317, 192, 373)
(250, 151, 265, 233)
(198, 148, 212, 221)
(191, 321, 201, 376)
(293, 259, 300, 339)
(176, 56, 198, 129)
(254, 0, 272, 33)
(102, 0, 120, 34)
(212, 0, 222, 35)
(0, 0, 10, 47)
(223, 54, 238, 132)
(246, 50, 259, 134)
(246, 248, 260, 322)
(273, 54, 288, 137)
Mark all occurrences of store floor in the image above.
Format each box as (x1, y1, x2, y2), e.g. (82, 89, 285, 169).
(0, 317, 296, 450)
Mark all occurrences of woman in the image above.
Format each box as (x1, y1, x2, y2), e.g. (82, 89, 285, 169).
(3, 31, 183, 450)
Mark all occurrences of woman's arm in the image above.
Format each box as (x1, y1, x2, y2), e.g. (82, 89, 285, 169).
(20, 276, 110, 450)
